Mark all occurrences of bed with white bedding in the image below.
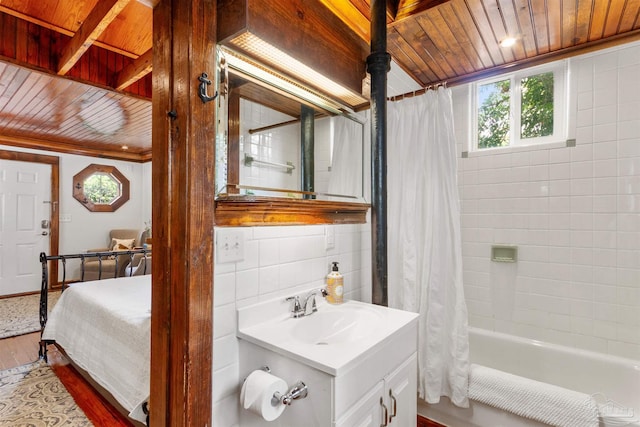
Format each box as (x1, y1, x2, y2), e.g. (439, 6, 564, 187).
(41, 274, 151, 424)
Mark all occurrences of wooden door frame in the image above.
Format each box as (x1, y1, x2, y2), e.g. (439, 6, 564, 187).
(150, 0, 215, 425)
(0, 149, 60, 289)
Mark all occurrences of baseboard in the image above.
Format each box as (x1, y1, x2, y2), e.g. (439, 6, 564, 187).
(418, 414, 446, 427)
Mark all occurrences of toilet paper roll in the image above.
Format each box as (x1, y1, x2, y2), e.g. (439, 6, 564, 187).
(240, 370, 288, 421)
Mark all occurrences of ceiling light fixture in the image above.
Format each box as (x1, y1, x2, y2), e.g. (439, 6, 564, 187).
(500, 37, 517, 48)
(79, 97, 126, 136)
(222, 47, 350, 115)
(226, 33, 368, 108)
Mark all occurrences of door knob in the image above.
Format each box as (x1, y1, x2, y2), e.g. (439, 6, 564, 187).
(42, 231, 49, 236)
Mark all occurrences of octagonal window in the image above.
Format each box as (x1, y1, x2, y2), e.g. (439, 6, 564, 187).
(73, 164, 130, 212)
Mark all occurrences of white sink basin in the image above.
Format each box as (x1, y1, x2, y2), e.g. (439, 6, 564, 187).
(291, 304, 383, 345)
(237, 294, 418, 375)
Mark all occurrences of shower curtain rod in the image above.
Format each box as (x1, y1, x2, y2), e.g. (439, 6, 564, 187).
(388, 81, 448, 102)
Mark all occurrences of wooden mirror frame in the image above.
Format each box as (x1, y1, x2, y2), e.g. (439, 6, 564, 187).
(214, 71, 370, 227)
(73, 164, 130, 212)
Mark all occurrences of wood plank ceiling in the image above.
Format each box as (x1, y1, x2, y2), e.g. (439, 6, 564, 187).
(1, 0, 639, 161)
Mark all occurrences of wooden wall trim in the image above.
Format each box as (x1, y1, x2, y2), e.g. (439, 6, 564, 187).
(150, 0, 215, 425)
(214, 197, 370, 226)
(0, 135, 147, 163)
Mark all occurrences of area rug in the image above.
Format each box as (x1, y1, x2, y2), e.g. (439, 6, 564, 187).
(0, 292, 61, 339)
(0, 360, 93, 426)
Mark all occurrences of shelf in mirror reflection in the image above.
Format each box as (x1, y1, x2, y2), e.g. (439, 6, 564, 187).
(217, 184, 364, 202)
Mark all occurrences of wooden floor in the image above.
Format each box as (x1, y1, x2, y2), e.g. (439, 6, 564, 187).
(0, 332, 134, 426)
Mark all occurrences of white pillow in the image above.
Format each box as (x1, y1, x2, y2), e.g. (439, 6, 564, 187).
(111, 238, 135, 251)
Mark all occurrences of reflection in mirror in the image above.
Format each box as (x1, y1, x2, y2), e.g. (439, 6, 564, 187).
(237, 99, 364, 200)
(216, 59, 367, 202)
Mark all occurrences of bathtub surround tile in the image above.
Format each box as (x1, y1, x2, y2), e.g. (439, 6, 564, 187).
(592, 140, 616, 160)
(594, 177, 617, 194)
(573, 334, 608, 354)
(456, 43, 640, 360)
(608, 341, 640, 360)
(617, 324, 640, 345)
(549, 313, 572, 332)
(593, 160, 619, 180)
(571, 316, 593, 335)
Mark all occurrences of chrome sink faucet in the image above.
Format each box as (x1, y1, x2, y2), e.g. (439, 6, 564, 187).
(285, 290, 323, 318)
(285, 295, 304, 318)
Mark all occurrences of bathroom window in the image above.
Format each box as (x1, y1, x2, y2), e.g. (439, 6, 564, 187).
(472, 61, 567, 151)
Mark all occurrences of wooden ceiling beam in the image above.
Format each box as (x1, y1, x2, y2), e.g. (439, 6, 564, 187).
(318, 0, 371, 41)
(392, 0, 450, 24)
(57, 0, 133, 75)
(0, 5, 138, 59)
(386, 0, 400, 21)
(114, 48, 153, 90)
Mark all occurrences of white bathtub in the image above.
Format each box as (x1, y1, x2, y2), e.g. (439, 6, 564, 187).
(419, 327, 640, 427)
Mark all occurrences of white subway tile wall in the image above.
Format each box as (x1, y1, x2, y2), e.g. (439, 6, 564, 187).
(454, 42, 640, 360)
(238, 100, 334, 195)
(211, 223, 371, 426)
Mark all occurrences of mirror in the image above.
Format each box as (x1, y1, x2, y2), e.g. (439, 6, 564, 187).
(215, 53, 367, 203)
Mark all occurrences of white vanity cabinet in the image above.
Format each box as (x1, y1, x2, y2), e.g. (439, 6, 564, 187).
(335, 354, 416, 427)
(236, 296, 419, 427)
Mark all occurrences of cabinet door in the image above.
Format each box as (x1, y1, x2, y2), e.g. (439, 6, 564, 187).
(335, 381, 384, 427)
(385, 353, 417, 426)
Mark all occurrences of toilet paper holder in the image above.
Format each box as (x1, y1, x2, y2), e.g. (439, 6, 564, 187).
(259, 366, 308, 406)
(274, 381, 308, 405)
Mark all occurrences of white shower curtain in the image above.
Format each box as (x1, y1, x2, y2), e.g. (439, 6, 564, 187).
(328, 115, 364, 198)
(388, 88, 470, 407)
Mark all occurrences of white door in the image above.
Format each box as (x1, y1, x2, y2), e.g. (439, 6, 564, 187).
(0, 159, 51, 296)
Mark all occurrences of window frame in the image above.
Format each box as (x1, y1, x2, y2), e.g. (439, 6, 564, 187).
(472, 61, 568, 151)
(73, 164, 130, 212)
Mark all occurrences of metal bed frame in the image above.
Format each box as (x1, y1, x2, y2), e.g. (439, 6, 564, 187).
(38, 248, 151, 360)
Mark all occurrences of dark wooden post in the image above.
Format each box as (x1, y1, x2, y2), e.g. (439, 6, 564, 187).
(150, 0, 215, 425)
(368, 0, 390, 306)
(300, 104, 315, 198)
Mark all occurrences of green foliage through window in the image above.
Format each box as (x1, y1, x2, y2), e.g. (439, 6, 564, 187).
(83, 173, 120, 204)
(521, 72, 554, 139)
(475, 67, 559, 150)
(477, 79, 510, 149)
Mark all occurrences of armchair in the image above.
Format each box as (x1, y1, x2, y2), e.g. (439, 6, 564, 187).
(125, 254, 152, 277)
(82, 229, 140, 281)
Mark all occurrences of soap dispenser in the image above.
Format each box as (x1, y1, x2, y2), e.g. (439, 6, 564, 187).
(326, 262, 344, 304)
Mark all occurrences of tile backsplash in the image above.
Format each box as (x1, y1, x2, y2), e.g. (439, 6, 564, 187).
(211, 223, 371, 426)
(454, 41, 640, 360)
